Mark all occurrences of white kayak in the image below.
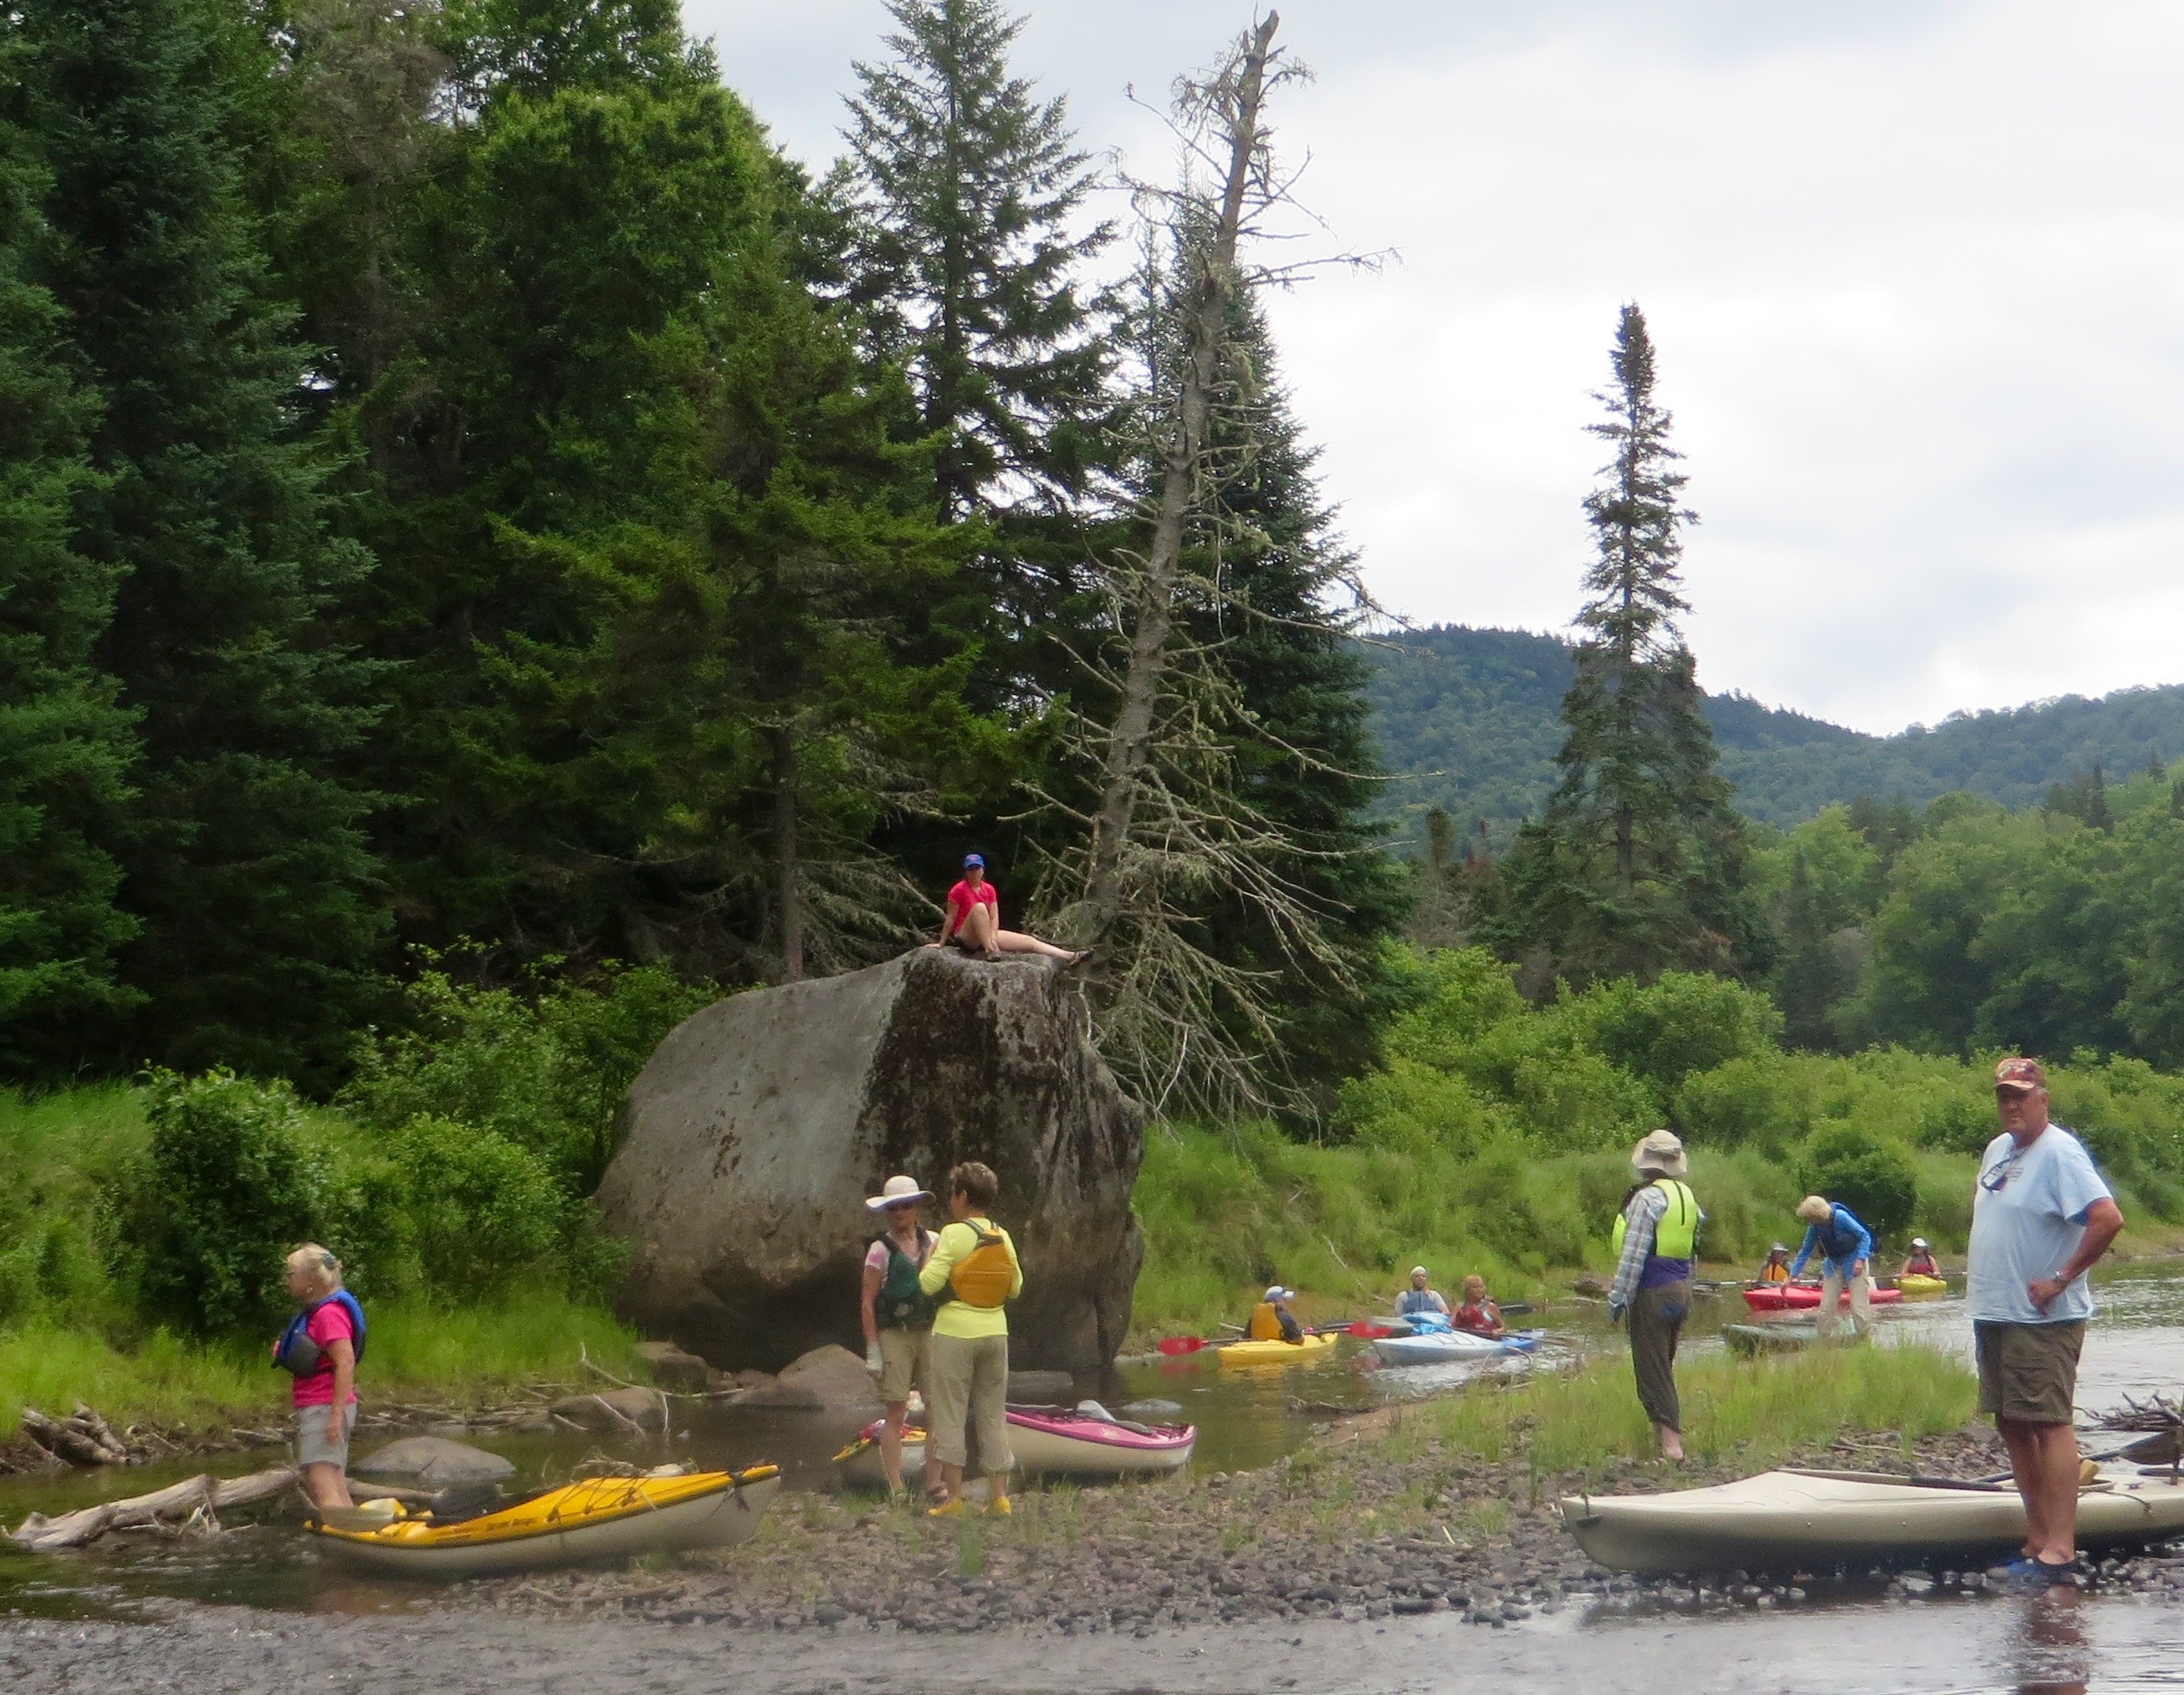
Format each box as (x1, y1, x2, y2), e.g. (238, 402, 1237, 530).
(835, 1407, 1196, 1488)
(1561, 1467, 2184, 1573)
(1373, 1328, 1542, 1366)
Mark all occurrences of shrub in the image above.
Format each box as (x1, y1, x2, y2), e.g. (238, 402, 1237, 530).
(125, 1069, 320, 1337)
(340, 959, 717, 1193)
(1384, 948, 1529, 1068)
(1559, 971, 1784, 1094)
(388, 1116, 574, 1296)
(1338, 1059, 1514, 1158)
(1675, 1055, 1805, 1153)
(1801, 1122, 1919, 1248)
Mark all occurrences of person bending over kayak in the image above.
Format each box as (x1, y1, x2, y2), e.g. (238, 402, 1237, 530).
(1450, 1275, 1505, 1339)
(275, 1244, 362, 1512)
(1248, 1285, 1305, 1344)
(1900, 1238, 1942, 1278)
(1396, 1267, 1448, 1321)
(917, 1162, 1023, 1518)
(926, 855, 1084, 962)
(1791, 1195, 1876, 1339)
(1756, 1243, 1792, 1285)
(860, 1174, 939, 1495)
(1609, 1132, 1700, 1463)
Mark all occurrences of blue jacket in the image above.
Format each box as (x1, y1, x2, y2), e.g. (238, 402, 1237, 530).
(1791, 1205, 1873, 1277)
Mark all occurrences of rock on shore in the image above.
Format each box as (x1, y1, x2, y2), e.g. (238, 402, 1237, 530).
(597, 949, 1144, 1373)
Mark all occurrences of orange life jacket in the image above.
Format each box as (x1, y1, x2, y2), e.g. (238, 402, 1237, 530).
(948, 1221, 1018, 1309)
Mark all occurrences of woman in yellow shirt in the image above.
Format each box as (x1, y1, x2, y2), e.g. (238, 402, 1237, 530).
(916, 1160, 1024, 1517)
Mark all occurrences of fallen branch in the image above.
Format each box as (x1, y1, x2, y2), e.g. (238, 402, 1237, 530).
(22, 1406, 129, 1467)
(10, 1465, 296, 1552)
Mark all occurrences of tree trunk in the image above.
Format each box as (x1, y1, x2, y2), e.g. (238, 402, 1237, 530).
(772, 727, 803, 981)
(1081, 12, 1281, 939)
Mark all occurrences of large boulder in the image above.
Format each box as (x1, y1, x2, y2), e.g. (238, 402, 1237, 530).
(352, 1437, 516, 1484)
(596, 949, 1144, 1373)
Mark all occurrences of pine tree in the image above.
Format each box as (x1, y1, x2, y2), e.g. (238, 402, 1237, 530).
(0, 77, 140, 1072)
(841, 0, 1114, 520)
(25, 0, 387, 1082)
(1495, 303, 1766, 985)
(1773, 848, 1848, 1050)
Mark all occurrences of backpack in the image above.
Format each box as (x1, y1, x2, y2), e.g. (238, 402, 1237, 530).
(947, 1222, 1018, 1310)
(873, 1236, 939, 1330)
(274, 1290, 367, 1376)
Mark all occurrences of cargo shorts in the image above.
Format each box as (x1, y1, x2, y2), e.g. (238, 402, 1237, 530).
(1974, 1319, 2085, 1424)
(876, 1326, 931, 1404)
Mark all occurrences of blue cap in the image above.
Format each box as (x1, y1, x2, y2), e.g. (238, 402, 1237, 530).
(962, 853, 985, 869)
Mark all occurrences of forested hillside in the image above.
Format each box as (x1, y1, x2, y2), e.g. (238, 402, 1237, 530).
(1367, 625, 2184, 841)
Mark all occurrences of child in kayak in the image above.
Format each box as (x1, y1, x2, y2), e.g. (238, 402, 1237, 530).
(1449, 1276, 1505, 1338)
(1247, 1285, 1305, 1344)
(1755, 1243, 1792, 1285)
(1900, 1238, 1942, 1278)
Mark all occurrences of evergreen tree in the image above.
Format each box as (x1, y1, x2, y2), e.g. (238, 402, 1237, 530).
(24, 0, 388, 1082)
(1773, 848, 1849, 1050)
(0, 76, 139, 1072)
(1495, 304, 1766, 985)
(841, 0, 1114, 520)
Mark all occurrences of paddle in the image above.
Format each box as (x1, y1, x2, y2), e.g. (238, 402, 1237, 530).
(1156, 1336, 1213, 1355)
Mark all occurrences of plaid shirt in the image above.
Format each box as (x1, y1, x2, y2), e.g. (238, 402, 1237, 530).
(1608, 1184, 1669, 1317)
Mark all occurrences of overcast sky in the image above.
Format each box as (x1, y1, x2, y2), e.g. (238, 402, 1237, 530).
(687, 0, 2184, 735)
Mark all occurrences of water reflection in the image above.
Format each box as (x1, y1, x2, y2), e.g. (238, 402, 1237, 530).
(2009, 1583, 2090, 1695)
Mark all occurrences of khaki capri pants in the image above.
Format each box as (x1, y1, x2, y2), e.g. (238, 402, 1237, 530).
(927, 1331, 1013, 1475)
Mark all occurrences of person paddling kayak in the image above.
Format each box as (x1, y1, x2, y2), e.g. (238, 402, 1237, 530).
(1608, 1132, 1700, 1463)
(1755, 1243, 1792, 1285)
(1900, 1238, 1942, 1278)
(1450, 1275, 1505, 1339)
(1248, 1285, 1305, 1344)
(1395, 1267, 1448, 1321)
(926, 855, 1083, 962)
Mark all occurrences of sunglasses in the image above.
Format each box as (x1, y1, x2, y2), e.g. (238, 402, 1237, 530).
(1981, 1148, 2026, 1193)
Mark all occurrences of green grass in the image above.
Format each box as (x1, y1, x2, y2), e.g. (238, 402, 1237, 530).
(0, 1292, 647, 1437)
(1414, 1340, 1978, 1474)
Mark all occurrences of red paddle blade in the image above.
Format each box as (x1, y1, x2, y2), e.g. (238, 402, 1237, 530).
(1157, 1336, 1208, 1355)
(1343, 1321, 1390, 1338)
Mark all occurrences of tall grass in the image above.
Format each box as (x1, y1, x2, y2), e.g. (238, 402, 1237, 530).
(1417, 1342, 1978, 1474)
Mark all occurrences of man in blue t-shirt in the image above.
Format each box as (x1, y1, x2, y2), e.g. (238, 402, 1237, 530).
(1969, 1057, 2125, 1584)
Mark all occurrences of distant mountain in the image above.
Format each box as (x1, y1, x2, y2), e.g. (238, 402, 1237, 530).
(1363, 625, 2184, 842)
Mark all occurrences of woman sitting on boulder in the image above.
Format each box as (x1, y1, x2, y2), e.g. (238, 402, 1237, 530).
(926, 854, 1084, 962)
(859, 1175, 939, 1495)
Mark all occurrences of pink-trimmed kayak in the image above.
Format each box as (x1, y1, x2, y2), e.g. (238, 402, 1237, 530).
(834, 1408, 1196, 1487)
(1743, 1285, 1901, 1313)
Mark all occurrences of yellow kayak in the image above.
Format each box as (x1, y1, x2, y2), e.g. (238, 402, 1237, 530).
(307, 1465, 780, 1579)
(1897, 1274, 1947, 1297)
(1217, 1331, 1339, 1366)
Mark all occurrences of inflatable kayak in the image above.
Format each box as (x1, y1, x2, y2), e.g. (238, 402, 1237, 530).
(1217, 1330, 1340, 1366)
(307, 1466, 780, 1579)
(1743, 1285, 1901, 1313)
(834, 1407, 1196, 1487)
(1896, 1274, 1947, 1297)
(1562, 1467, 2184, 1573)
(1373, 1328, 1543, 1366)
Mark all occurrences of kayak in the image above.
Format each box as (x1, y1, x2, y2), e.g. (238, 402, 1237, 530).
(1743, 1285, 1901, 1313)
(1722, 1321, 1821, 1355)
(1217, 1331, 1340, 1366)
(1897, 1274, 1947, 1297)
(834, 1408, 1196, 1487)
(1373, 1328, 1543, 1366)
(1561, 1467, 2184, 1573)
(307, 1465, 780, 1579)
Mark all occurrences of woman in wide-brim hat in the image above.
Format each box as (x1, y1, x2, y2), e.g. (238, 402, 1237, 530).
(1608, 1131, 1699, 1462)
(860, 1175, 939, 1493)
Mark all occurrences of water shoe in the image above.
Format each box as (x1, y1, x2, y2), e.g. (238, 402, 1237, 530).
(926, 1497, 966, 1519)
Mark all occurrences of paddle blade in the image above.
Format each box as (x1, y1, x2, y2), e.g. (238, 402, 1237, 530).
(1157, 1336, 1208, 1355)
(1343, 1321, 1392, 1339)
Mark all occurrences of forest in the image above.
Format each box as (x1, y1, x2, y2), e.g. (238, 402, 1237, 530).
(5, 0, 2184, 1381)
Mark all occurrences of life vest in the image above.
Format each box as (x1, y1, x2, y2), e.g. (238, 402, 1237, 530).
(1450, 1301, 1499, 1336)
(1610, 1179, 1700, 1261)
(873, 1235, 938, 1331)
(1904, 1253, 1937, 1276)
(274, 1290, 366, 1376)
(946, 1220, 1017, 1309)
(1760, 1261, 1791, 1284)
(1248, 1302, 1283, 1341)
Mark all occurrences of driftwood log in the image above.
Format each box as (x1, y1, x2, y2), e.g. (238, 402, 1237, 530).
(21, 1405, 132, 1467)
(9, 1465, 296, 1553)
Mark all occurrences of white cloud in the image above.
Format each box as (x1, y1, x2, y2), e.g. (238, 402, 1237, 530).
(690, 0, 2184, 734)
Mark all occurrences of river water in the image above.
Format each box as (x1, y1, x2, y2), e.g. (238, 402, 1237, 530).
(3, 1266, 2182, 1692)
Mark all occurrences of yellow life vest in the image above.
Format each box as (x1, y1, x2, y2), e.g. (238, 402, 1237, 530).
(1248, 1302, 1282, 1341)
(947, 1220, 1018, 1309)
(1610, 1179, 1700, 1260)
(1760, 1261, 1790, 1284)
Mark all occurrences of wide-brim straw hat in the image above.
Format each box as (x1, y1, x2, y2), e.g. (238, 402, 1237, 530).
(864, 1174, 934, 1213)
(1629, 1130, 1688, 1177)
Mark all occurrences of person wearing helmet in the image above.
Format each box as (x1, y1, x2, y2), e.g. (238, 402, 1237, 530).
(1901, 1238, 1942, 1279)
(1755, 1243, 1793, 1285)
(1247, 1285, 1304, 1344)
(927, 855, 1084, 962)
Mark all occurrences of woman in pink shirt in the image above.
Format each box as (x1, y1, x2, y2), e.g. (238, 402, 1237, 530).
(275, 1244, 362, 1510)
(927, 855, 1084, 962)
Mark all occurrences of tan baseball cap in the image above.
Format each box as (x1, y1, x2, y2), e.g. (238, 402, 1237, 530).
(1995, 1057, 2047, 1093)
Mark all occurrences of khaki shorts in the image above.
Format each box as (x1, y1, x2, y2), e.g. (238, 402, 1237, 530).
(294, 1401, 357, 1470)
(876, 1327, 930, 1403)
(1975, 1320, 2085, 1424)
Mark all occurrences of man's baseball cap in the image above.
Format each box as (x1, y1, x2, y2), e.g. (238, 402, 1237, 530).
(1995, 1057, 2047, 1093)
(962, 852, 985, 869)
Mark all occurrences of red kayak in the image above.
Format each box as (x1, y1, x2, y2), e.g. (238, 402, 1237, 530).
(1743, 1284, 1901, 1313)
